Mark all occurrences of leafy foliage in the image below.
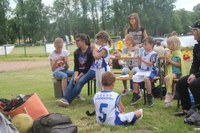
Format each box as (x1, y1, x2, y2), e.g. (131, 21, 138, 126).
(1, 0, 200, 45)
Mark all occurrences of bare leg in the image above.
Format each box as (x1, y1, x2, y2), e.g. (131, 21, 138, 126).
(164, 75, 171, 94)
(122, 80, 127, 90)
(133, 82, 140, 94)
(61, 78, 67, 95)
(144, 77, 151, 95)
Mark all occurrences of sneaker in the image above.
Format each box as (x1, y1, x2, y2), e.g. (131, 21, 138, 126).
(77, 94, 85, 101)
(56, 98, 69, 107)
(131, 93, 142, 105)
(121, 89, 129, 96)
(164, 94, 173, 103)
(147, 94, 154, 107)
(128, 88, 132, 92)
(174, 111, 188, 117)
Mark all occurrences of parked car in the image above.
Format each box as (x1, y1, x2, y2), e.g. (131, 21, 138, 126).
(153, 37, 167, 47)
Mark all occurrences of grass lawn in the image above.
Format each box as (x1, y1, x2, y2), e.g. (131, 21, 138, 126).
(0, 45, 197, 133)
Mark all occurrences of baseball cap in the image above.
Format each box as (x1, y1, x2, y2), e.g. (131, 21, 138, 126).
(190, 20, 200, 29)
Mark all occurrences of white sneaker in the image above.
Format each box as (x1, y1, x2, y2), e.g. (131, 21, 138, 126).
(56, 98, 69, 107)
(77, 94, 85, 101)
(164, 94, 173, 103)
(165, 102, 172, 108)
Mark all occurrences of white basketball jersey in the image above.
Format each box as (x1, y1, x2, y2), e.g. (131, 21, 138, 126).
(140, 51, 157, 71)
(95, 45, 110, 70)
(93, 90, 120, 125)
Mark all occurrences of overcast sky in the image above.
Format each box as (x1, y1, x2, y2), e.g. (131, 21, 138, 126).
(9, 0, 200, 12)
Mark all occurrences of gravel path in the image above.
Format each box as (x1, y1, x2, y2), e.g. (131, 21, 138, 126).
(0, 60, 49, 72)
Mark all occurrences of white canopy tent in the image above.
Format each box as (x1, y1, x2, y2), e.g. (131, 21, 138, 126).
(179, 35, 197, 47)
(0, 44, 15, 55)
(45, 43, 66, 54)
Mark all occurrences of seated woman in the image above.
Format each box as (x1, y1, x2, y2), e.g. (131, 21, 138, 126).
(56, 34, 95, 107)
(175, 20, 200, 116)
(49, 37, 73, 95)
(113, 34, 139, 95)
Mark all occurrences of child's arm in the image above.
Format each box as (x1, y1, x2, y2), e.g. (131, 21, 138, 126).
(138, 56, 153, 67)
(63, 56, 69, 69)
(118, 99, 125, 113)
(93, 48, 107, 60)
(50, 56, 63, 71)
(50, 59, 57, 72)
(166, 57, 181, 67)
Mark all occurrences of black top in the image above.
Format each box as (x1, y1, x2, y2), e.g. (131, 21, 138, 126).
(74, 47, 94, 74)
(190, 41, 200, 77)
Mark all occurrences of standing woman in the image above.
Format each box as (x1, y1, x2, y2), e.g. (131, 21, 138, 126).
(125, 13, 148, 47)
(56, 34, 95, 107)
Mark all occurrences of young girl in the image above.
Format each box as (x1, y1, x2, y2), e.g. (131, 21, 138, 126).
(92, 31, 111, 90)
(49, 37, 73, 95)
(93, 72, 143, 126)
(125, 13, 148, 47)
(164, 36, 186, 108)
(131, 37, 158, 106)
(114, 34, 139, 95)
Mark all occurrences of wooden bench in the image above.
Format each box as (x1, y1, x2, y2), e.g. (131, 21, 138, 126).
(52, 77, 97, 98)
(52, 77, 72, 98)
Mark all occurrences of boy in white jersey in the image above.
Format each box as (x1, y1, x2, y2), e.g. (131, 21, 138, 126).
(131, 37, 158, 106)
(93, 72, 143, 126)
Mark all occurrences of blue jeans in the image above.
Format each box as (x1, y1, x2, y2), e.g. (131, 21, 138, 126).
(63, 69, 95, 103)
(53, 69, 73, 79)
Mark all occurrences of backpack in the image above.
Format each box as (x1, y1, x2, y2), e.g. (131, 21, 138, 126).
(32, 113, 77, 133)
(184, 104, 200, 126)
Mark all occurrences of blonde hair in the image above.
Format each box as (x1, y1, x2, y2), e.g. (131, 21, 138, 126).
(54, 37, 64, 47)
(102, 72, 116, 87)
(125, 34, 135, 47)
(95, 31, 111, 46)
(167, 36, 181, 50)
(128, 13, 141, 31)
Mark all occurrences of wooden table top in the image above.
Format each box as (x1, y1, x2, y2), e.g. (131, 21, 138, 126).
(110, 56, 137, 60)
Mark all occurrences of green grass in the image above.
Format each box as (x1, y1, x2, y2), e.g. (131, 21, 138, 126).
(0, 46, 197, 133)
(0, 65, 196, 132)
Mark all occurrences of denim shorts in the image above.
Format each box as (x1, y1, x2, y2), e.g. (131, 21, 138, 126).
(121, 67, 139, 75)
(53, 69, 74, 79)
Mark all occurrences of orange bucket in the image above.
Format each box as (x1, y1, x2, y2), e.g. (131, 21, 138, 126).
(8, 93, 49, 120)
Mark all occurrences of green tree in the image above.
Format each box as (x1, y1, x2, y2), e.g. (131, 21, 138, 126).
(0, 0, 9, 45)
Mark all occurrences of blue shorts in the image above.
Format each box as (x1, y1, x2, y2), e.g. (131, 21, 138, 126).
(115, 112, 137, 125)
(53, 69, 73, 79)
